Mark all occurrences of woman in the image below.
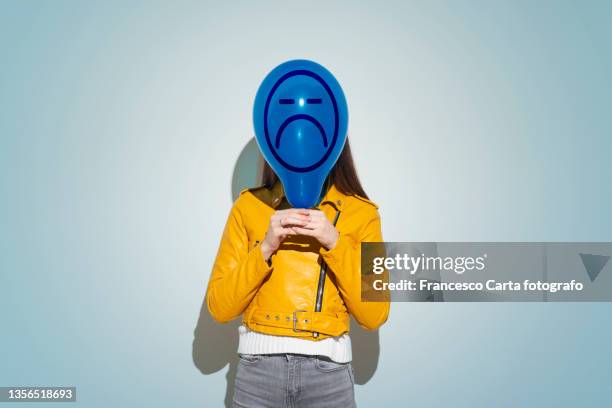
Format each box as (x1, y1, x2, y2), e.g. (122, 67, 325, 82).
(206, 139, 390, 407)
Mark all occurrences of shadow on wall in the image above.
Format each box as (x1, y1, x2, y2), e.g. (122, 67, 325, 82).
(192, 137, 382, 407)
(230, 137, 264, 201)
(192, 306, 240, 407)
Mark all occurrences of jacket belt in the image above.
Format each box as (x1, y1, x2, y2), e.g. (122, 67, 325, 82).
(246, 307, 350, 337)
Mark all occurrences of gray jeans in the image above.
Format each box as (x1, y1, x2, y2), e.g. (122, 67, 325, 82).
(232, 353, 356, 408)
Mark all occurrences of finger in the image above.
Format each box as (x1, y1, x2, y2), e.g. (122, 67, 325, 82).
(291, 227, 318, 237)
(281, 217, 310, 227)
(298, 219, 322, 230)
(275, 211, 309, 221)
(275, 226, 297, 236)
(275, 208, 311, 215)
(274, 208, 305, 214)
(285, 214, 311, 223)
(281, 221, 309, 229)
(305, 209, 326, 218)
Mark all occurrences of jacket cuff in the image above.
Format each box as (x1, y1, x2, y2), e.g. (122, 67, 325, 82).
(251, 242, 273, 275)
(320, 234, 357, 272)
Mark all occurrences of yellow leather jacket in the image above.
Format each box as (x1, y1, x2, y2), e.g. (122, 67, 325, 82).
(206, 181, 390, 340)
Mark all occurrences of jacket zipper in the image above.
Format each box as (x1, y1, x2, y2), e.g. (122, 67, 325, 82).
(312, 209, 341, 338)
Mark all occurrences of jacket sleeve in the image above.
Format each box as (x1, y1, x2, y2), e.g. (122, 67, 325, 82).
(205, 201, 272, 323)
(320, 208, 390, 330)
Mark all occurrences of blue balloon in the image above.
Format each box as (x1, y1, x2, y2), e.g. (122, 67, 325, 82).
(253, 60, 348, 208)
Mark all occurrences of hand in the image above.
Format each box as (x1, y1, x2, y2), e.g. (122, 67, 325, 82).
(260, 209, 311, 261)
(291, 209, 339, 250)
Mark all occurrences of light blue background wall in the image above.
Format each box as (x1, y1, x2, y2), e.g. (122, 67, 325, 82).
(1, 1, 611, 407)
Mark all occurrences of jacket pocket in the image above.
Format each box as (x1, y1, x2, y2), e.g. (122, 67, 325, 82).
(238, 353, 262, 366)
(314, 356, 349, 372)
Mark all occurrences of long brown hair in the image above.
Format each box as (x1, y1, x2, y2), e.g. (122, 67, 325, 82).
(260, 138, 369, 199)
